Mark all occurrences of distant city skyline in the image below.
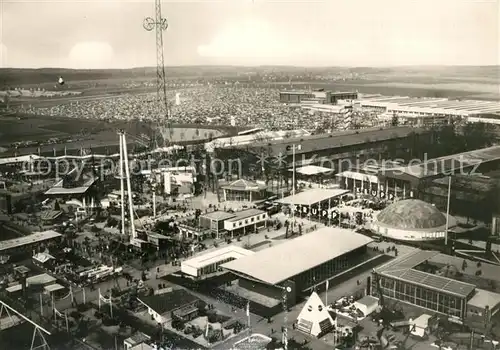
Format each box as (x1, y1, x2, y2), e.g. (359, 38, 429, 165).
(0, 0, 498, 69)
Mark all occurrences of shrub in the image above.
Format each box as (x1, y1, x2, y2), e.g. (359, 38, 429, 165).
(208, 313, 217, 323)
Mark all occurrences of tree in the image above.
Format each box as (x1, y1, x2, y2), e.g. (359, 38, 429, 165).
(391, 113, 399, 127)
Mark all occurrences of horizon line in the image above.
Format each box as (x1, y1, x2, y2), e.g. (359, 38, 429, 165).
(1, 64, 499, 71)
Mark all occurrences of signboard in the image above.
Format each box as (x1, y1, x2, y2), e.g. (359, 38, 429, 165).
(291, 204, 338, 219)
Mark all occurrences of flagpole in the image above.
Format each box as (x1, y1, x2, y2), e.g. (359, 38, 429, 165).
(246, 301, 251, 334)
(445, 175, 451, 246)
(292, 144, 296, 228)
(325, 280, 329, 306)
(65, 311, 69, 332)
(83, 287, 86, 304)
(39, 294, 43, 316)
(98, 288, 101, 310)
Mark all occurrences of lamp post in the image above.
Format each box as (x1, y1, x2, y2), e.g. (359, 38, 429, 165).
(278, 285, 292, 350)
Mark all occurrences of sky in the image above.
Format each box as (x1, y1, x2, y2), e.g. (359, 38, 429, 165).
(0, 0, 498, 68)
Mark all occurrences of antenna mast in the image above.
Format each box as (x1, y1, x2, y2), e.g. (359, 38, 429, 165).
(143, 0, 171, 148)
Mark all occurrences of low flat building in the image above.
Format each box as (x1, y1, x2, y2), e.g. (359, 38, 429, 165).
(137, 288, 201, 325)
(181, 245, 254, 279)
(372, 250, 477, 319)
(222, 227, 373, 306)
(124, 332, 151, 350)
(0, 230, 62, 255)
(467, 288, 500, 319)
(199, 211, 237, 239)
(223, 209, 268, 238)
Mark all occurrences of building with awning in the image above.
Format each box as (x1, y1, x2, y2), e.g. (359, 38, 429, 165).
(220, 179, 267, 202)
(336, 170, 379, 194)
(277, 188, 349, 220)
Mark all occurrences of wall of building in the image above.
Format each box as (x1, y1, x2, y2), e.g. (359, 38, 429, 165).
(239, 278, 282, 300)
(372, 274, 468, 318)
(146, 306, 167, 324)
(224, 212, 268, 231)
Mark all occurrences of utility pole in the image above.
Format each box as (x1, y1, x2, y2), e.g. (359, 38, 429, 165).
(143, 0, 171, 148)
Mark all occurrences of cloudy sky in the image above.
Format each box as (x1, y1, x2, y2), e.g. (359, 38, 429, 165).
(0, 0, 498, 68)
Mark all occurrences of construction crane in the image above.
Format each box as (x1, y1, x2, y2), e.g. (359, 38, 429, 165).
(143, 0, 172, 149)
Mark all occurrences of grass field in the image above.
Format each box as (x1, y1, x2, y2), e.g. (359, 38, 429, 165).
(0, 112, 230, 156)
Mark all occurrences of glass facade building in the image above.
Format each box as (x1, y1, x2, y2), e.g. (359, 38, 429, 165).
(372, 274, 467, 318)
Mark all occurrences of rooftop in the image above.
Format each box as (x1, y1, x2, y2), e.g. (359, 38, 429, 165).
(374, 250, 476, 298)
(383, 145, 500, 180)
(0, 230, 62, 252)
(182, 245, 254, 270)
(200, 211, 237, 221)
(44, 283, 65, 293)
(45, 177, 97, 195)
(233, 334, 272, 350)
(226, 208, 267, 222)
(220, 179, 267, 192)
(26, 273, 57, 286)
(138, 288, 199, 316)
(376, 199, 455, 231)
(239, 126, 423, 156)
(277, 188, 349, 206)
(222, 227, 373, 285)
(467, 288, 500, 310)
(292, 165, 334, 176)
(125, 332, 151, 347)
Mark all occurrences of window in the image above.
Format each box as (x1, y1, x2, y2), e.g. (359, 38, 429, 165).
(233, 223, 236, 228)
(251, 218, 254, 222)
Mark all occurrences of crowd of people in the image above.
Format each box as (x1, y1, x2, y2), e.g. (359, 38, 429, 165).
(15, 86, 321, 130)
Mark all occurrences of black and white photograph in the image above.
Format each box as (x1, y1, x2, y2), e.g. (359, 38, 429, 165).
(0, 0, 499, 349)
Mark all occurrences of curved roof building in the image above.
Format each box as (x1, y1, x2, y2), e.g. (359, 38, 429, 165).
(371, 199, 456, 242)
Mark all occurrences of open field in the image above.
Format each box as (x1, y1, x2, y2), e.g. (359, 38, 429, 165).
(1, 65, 498, 99)
(0, 112, 231, 155)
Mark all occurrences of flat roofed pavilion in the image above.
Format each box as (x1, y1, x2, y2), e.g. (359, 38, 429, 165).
(0, 230, 62, 252)
(277, 188, 349, 206)
(374, 250, 476, 298)
(182, 245, 254, 272)
(222, 227, 373, 285)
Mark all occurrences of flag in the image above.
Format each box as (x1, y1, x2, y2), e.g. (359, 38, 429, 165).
(246, 301, 250, 317)
(297, 144, 302, 151)
(326, 279, 329, 291)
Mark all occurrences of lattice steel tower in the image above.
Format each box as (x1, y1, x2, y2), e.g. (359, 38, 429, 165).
(143, 0, 171, 147)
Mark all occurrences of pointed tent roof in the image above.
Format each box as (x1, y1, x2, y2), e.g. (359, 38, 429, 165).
(296, 292, 335, 337)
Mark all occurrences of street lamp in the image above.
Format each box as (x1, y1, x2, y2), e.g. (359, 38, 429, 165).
(278, 285, 292, 350)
